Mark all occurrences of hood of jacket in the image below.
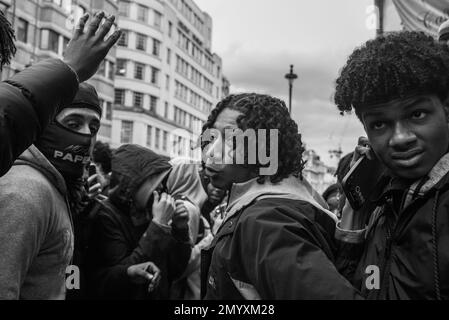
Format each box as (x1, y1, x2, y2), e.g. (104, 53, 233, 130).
(224, 175, 336, 223)
(13, 144, 67, 196)
(166, 158, 208, 208)
(108, 144, 172, 208)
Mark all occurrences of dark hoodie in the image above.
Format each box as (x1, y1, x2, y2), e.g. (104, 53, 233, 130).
(86, 145, 192, 299)
(0, 145, 74, 299)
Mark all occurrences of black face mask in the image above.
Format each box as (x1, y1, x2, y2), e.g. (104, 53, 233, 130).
(35, 121, 94, 180)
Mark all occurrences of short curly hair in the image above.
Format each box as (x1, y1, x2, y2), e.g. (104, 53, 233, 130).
(335, 31, 449, 117)
(92, 141, 112, 174)
(201, 93, 305, 184)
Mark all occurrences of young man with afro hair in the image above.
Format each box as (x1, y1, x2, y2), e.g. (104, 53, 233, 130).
(201, 93, 362, 299)
(335, 31, 449, 299)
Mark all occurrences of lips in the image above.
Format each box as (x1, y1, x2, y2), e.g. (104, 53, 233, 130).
(390, 149, 424, 167)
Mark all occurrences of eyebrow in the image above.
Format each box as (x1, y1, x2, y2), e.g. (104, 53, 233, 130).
(363, 96, 432, 118)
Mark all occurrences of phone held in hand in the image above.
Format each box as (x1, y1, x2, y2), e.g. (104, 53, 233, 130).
(342, 155, 386, 211)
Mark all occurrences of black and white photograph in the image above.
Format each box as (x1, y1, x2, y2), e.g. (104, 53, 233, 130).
(0, 0, 448, 313)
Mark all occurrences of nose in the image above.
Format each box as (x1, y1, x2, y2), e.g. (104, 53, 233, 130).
(204, 134, 223, 167)
(80, 123, 91, 135)
(389, 121, 417, 150)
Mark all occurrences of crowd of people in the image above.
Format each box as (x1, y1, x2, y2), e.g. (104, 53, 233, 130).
(0, 10, 449, 300)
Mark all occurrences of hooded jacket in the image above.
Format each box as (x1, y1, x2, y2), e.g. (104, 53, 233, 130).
(87, 145, 194, 299)
(335, 152, 449, 299)
(0, 59, 78, 177)
(0, 145, 74, 299)
(202, 175, 363, 300)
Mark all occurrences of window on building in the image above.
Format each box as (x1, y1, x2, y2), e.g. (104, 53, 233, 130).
(150, 95, 158, 112)
(118, 30, 128, 47)
(152, 39, 160, 56)
(167, 48, 171, 65)
(154, 11, 162, 28)
(147, 125, 152, 147)
(105, 102, 112, 121)
(164, 102, 169, 118)
(17, 18, 28, 43)
(155, 128, 160, 149)
(118, 0, 130, 17)
(62, 36, 70, 55)
(165, 75, 170, 90)
(168, 21, 173, 37)
(134, 62, 145, 80)
(114, 89, 125, 105)
(133, 92, 143, 108)
(136, 33, 147, 51)
(120, 120, 133, 144)
(162, 131, 168, 151)
(116, 59, 127, 76)
(108, 61, 115, 80)
(137, 5, 148, 22)
(151, 67, 159, 85)
(41, 29, 60, 53)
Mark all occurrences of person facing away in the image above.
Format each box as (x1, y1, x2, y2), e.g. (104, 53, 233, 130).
(201, 93, 362, 300)
(0, 10, 121, 177)
(87, 145, 207, 299)
(334, 31, 449, 299)
(0, 83, 102, 299)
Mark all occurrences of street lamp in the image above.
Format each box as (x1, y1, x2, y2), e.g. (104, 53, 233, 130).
(285, 64, 298, 114)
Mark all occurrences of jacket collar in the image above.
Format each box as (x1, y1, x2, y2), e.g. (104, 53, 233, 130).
(224, 175, 336, 223)
(403, 152, 449, 206)
(14, 145, 68, 196)
(373, 153, 449, 208)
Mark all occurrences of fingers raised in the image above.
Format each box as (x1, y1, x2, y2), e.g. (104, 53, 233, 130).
(74, 13, 89, 38)
(87, 11, 105, 36)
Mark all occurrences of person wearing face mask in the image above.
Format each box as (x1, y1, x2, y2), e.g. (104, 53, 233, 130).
(0, 11, 121, 177)
(0, 83, 102, 299)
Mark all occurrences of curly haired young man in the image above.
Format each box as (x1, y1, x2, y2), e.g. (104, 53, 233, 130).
(335, 31, 449, 299)
(201, 93, 361, 299)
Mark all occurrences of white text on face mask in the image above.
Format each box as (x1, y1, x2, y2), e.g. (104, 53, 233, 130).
(54, 151, 90, 164)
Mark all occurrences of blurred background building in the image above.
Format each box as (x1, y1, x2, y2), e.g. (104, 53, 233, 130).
(0, 0, 228, 159)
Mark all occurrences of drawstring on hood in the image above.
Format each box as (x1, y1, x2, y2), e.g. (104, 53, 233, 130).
(431, 189, 441, 300)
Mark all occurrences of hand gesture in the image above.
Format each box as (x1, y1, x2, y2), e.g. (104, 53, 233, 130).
(127, 261, 161, 293)
(151, 192, 176, 226)
(63, 11, 121, 82)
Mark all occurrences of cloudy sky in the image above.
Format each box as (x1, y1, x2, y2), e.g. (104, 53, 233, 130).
(195, 0, 376, 167)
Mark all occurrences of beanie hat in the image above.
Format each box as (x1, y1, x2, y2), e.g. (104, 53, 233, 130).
(62, 82, 102, 117)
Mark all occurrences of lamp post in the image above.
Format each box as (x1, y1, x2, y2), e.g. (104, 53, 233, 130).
(285, 64, 298, 114)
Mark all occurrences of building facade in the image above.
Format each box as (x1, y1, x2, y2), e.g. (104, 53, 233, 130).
(302, 149, 337, 194)
(112, 0, 225, 159)
(0, 0, 118, 143)
(0, 0, 226, 158)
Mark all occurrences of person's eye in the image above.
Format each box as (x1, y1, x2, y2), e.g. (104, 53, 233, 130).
(411, 110, 426, 120)
(65, 120, 82, 130)
(370, 121, 386, 130)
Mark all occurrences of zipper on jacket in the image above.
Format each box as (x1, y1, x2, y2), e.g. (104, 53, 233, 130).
(376, 196, 394, 299)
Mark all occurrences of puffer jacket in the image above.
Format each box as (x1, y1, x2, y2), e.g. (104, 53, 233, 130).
(336, 153, 449, 299)
(202, 175, 362, 300)
(86, 145, 192, 299)
(0, 59, 78, 177)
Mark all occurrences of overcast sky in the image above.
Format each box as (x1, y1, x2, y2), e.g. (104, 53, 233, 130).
(195, 0, 376, 167)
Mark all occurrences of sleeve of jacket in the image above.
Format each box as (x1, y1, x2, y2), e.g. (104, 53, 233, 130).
(334, 200, 368, 283)
(234, 205, 364, 299)
(0, 176, 51, 299)
(90, 209, 190, 297)
(0, 59, 78, 177)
